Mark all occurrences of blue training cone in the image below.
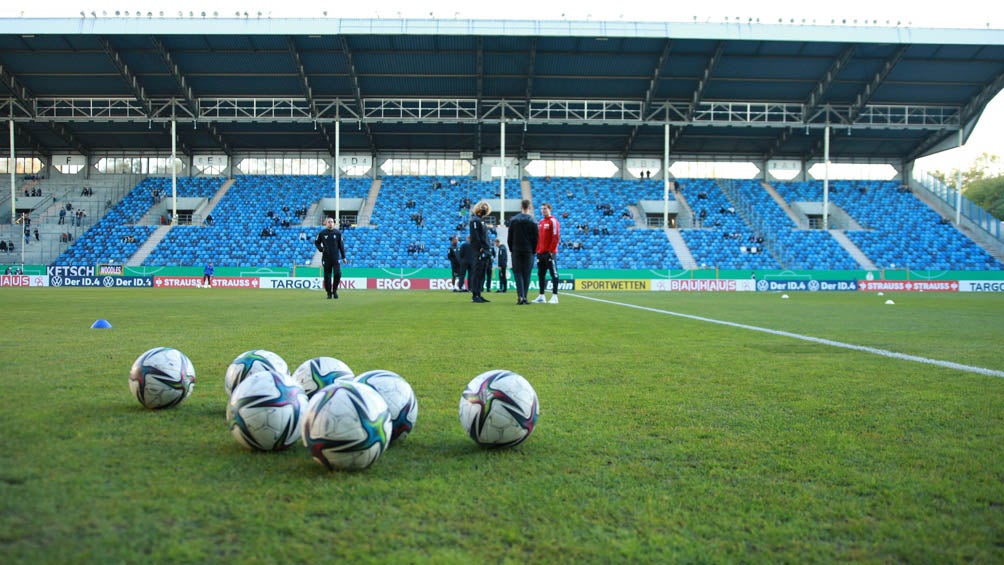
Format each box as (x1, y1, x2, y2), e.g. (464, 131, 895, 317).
(90, 319, 113, 329)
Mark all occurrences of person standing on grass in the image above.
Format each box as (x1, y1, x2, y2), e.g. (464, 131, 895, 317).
(468, 201, 493, 303)
(532, 202, 561, 304)
(315, 216, 347, 300)
(494, 238, 509, 294)
(507, 199, 537, 305)
(447, 235, 463, 292)
(202, 261, 215, 288)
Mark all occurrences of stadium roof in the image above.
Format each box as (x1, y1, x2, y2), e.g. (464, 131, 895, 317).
(1, 16, 1003, 163)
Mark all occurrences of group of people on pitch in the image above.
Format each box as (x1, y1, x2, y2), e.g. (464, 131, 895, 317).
(310, 199, 561, 305)
(465, 199, 560, 305)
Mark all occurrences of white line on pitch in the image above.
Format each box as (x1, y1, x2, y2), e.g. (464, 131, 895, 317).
(567, 293, 1004, 379)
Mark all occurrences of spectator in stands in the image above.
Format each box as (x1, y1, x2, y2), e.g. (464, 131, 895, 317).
(447, 236, 462, 292)
(58, 208, 66, 225)
(494, 239, 509, 294)
(7, 239, 14, 250)
(458, 235, 473, 292)
(315, 217, 347, 300)
(202, 262, 214, 288)
(205, 214, 214, 226)
(507, 199, 537, 306)
(260, 226, 271, 237)
(532, 202, 561, 304)
(468, 201, 492, 303)
(0, 240, 6, 253)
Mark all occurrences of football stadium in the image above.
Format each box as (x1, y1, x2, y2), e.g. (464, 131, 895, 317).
(2, 7, 1004, 563)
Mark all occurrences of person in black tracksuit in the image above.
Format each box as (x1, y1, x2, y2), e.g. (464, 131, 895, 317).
(447, 235, 463, 291)
(494, 239, 509, 293)
(314, 217, 346, 299)
(458, 235, 473, 292)
(468, 201, 492, 303)
(506, 199, 538, 305)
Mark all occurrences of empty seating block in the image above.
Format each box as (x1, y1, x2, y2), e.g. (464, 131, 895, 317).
(143, 176, 371, 267)
(678, 179, 779, 270)
(532, 177, 681, 270)
(774, 181, 1003, 271)
(53, 177, 223, 267)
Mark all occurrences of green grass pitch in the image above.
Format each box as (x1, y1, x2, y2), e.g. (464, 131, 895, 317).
(2, 288, 1003, 563)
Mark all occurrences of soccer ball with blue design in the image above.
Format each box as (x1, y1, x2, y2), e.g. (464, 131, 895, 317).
(224, 349, 288, 396)
(459, 370, 539, 448)
(290, 356, 354, 398)
(301, 381, 391, 471)
(128, 347, 196, 409)
(354, 369, 418, 444)
(227, 370, 307, 451)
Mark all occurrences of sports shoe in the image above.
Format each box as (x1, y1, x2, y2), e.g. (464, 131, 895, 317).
(549, 295, 559, 304)
(326, 293, 333, 299)
(532, 295, 547, 304)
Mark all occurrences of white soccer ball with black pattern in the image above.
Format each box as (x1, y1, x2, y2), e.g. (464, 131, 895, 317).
(290, 356, 354, 398)
(226, 370, 307, 451)
(459, 370, 539, 448)
(128, 347, 196, 409)
(224, 349, 288, 396)
(301, 381, 392, 471)
(354, 369, 418, 445)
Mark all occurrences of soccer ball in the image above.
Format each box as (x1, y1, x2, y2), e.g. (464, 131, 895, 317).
(227, 370, 307, 451)
(354, 369, 418, 444)
(224, 349, 288, 396)
(301, 381, 392, 471)
(290, 356, 354, 398)
(459, 370, 539, 448)
(128, 347, 196, 409)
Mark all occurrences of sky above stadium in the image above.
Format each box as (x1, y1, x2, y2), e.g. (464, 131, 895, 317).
(2, 0, 1001, 171)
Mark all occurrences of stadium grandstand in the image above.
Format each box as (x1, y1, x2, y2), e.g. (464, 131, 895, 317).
(1, 14, 1003, 274)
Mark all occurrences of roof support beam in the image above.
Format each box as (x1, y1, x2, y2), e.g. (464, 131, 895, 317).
(765, 45, 856, 161)
(847, 44, 909, 122)
(151, 36, 197, 114)
(623, 39, 671, 157)
(908, 68, 1004, 162)
(517, 38, 537, 158)
(0, 63, 34, 116)
(98, 36, 152, 116)
(47, 121, 91, 157)
(287, 36, 335, 156)
(10, 124, 51, 158)
(1, 62, 85, 155)
(152, 36, 230, 155)
(339, 37, 376, 154)
(475, 37, 484, 157)
(671, 40, 725, 148)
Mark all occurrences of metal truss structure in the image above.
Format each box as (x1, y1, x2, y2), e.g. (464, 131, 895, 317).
(3, 96, 961, 131)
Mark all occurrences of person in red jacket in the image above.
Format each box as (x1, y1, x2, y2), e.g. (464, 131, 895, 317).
(532, 202, 561, 304)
